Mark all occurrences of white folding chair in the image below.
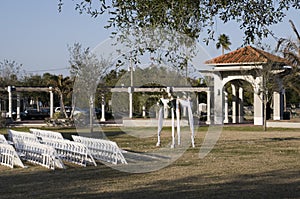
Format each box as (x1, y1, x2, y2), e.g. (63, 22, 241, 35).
(0, 143, 25, 168)
(0, 134, 8, 144)
(29, 128, 64, 140)
(40, 137, 96, 167)
(72, 135, 127, 164)
(8, 129, 40, 143)
(13, 139, 65, 170)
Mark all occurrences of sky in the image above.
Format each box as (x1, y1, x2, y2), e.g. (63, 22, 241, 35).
(0, 1, 299, 77)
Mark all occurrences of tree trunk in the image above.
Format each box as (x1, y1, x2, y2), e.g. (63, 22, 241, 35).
(59, 92, 68, 118)
(263, 94, 267, 131)
(89, 95, 94, 133)
(36, 97, 40, 112)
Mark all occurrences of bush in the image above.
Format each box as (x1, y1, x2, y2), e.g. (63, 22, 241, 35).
(53, 112, 65, 119)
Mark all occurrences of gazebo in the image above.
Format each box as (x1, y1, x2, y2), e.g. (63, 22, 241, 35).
(205, 46, 290, 125)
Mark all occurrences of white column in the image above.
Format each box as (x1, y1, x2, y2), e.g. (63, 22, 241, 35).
(142, 105, 146, 118)
(182, 92, 187, 117)
(273, 91, 284, 120)
(128, 87, 133, 118)
(206, 90, 211, 124)
(49, 87, 54, 118)
(100, 93, 106, 122)
(213, 74, 224, 125)
(254, 92, 264, 125)
(8, 86, 13, 118)
(231, 84, 237, 123)
(196, 93, 200, 116)
(224, 91, 229, 123)
(238, 87, 244, 123)
(176, 98, 181, 145)
(16, 93, 21, 121)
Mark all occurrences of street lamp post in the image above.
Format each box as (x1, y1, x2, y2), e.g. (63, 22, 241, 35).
(129, 59, 134, 119)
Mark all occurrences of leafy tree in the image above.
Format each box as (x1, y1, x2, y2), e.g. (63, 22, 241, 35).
(97, 69, 127, 107)
(58, 0, 299, 44)
(58, 1, 300, 82)
(216, 34, 231, 55)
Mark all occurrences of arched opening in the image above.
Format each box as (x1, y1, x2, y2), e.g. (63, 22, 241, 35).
(223, 79, 255, 124)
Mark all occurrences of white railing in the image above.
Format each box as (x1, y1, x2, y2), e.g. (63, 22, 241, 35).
(40, 137, 97, 167)
(72, 135, 127, 165)
(13, 139, 65, 170)
(30, 128, 64, 140)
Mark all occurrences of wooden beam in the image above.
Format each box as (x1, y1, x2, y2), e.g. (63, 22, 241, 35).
(0, 86, 52, 92)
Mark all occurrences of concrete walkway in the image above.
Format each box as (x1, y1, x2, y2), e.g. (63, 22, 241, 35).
(267, 121, 300, 129)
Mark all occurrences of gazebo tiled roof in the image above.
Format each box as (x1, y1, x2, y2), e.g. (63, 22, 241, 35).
(205, 46, 288, 66)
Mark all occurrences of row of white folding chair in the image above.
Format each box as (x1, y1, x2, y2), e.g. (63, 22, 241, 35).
(8, 129, 40, 143)
(72, 135, 127, 165)
(40, 137, 97, 167)
(30, 128, 64, 140)
(7, 129, 65, 169)
(13, 139, 65, 170)
(0, 142, 25, 168)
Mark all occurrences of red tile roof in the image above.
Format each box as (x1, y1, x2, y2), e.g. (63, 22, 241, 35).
(205, 46, 288, 65)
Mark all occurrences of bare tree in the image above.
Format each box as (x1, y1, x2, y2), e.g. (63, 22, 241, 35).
(0, 59, 25, 86)
(69, 43, 110, 132)
(243, 61, 287, 131)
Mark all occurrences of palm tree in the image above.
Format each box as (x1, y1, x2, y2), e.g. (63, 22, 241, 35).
(277, 20, 300, 67)
(47, 74, 74, 118)
(216, 34, 232, 55)
(276, 20, 300, 95)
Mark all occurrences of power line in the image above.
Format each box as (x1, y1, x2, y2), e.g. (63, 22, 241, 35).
(26, 67, 69, 73)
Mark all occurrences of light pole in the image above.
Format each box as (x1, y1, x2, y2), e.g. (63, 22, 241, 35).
(129, 58, 134, 119)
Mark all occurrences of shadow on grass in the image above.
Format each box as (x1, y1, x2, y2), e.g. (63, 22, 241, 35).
(265, 137, 300, 141)
(0, 167, 299, 199)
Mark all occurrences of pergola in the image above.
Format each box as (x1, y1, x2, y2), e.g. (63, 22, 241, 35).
(4, 86, 54, 120)
(110, 86, 211, 123)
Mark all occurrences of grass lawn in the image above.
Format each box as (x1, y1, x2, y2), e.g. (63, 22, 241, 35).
(0, 126, 299, 198)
